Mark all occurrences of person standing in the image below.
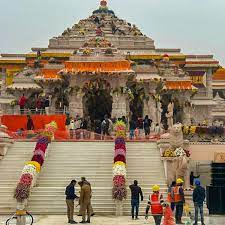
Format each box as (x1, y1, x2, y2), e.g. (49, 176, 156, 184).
(79, 180, 92, 223)
(65, 114, 71, 132)
(193, 180, 206, 225)
(44, 96, 50, 115)
(19, 93, 27, 114)
(174, 178, 185, 224)
(101, 115, 110, 138)
(79, 177, 95, 217)
(36, 97, 42, 114)
(168, 181, 176, 211)
(137, 117, 143, 138)
(145, 185, 163, 225)
(65, 180, 79, 224)
(190, 171, 200, 188)
(129, 180, 143, 220)
(129, 117, 136, 140)
(143, 115, 152, 138)
(26, 115, 34, 130)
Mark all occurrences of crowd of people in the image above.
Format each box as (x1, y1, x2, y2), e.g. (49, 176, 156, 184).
(19, 93, 50, 115)
(130, 178, 206, 225)
(65, 113, 161, 140)
(129, 115, 162, 140)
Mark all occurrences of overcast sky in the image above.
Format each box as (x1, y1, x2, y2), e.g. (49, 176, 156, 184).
(0, 0, 224, 65)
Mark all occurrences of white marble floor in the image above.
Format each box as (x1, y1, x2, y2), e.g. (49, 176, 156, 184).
(1, 215, 225, 225)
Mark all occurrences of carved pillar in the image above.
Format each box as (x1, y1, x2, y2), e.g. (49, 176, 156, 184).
(111, 93, 127, 118)
(69, 93, 84, 117)
(143, 98, 157, 123)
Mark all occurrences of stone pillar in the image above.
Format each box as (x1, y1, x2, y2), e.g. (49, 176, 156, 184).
(115, 200, 123, 216)
(16, 216, 26, 225)
(143, 98, 157, 123)
(69, 93, 84, 117)
(111, 93, 127, 118)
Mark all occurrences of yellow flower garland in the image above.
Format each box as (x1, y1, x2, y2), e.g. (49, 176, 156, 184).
(113, 161, 126, 167)
(26, 161, 41, 173)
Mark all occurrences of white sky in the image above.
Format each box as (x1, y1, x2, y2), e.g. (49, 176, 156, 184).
(0, 0, 224, 65)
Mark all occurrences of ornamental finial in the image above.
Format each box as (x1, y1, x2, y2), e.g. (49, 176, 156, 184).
(100, 0, 107, 7)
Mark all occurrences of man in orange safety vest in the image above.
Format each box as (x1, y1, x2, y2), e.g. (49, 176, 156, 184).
(173, 178, 185, 224)
(145, 185, 164, 225)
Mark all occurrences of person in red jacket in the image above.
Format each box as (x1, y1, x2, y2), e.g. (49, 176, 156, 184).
(19, 93, 27, 114)
(145, 185, 164, 225)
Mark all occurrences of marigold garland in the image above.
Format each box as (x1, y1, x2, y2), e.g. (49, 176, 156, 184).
(14, 121, 57, 203)
(26, 161, 41, 173)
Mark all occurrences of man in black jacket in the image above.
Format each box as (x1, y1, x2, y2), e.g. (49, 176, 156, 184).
(129, 180, 143, 219)
(65, 180, 79, 224)
(193, 180, 206, 225)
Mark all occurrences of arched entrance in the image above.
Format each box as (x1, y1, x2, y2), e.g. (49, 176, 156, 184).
(128, 83, 144, 119)
(82, 79, 113, 121)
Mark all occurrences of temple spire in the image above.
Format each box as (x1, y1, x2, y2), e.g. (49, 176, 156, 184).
(100, 0, 107, 7)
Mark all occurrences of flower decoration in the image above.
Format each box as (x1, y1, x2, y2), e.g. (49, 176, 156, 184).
(26, 161, 41, 173)
(14, 183, 30, 203)
(113, 175, 126, 187)
(31, 155, 44, 166)
(83, 48, 92, 56)
(163, 149, 175, 157)
(174, 147, 186, 157)
(112, 121, 127, 200)
(19, 174, 33, 186)
(112, 186, 127, 201)
(14, 121, 57, 204)
(22, 164, 37, 177)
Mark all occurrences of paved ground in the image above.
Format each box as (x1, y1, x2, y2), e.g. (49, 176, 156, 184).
(1, 215, 225, 225)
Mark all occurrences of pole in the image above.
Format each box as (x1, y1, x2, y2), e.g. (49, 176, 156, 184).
(16, 215, 26, 225)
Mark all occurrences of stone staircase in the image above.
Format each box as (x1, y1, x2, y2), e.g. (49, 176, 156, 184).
(124, 142, 167, 215)
(0, 141, 200, 216)
(0, 142, 36, 215)
(27, 142, 167, 215)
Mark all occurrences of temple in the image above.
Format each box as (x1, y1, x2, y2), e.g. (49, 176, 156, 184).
(0, 0, 224, 126)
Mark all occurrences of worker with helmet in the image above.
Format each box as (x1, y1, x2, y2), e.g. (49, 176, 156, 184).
(193, 179, 205, 225)
(173, 178, 185, 224)
(145, 185, 164, 225)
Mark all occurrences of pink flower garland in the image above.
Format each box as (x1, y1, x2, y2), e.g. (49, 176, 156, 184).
(20, 173, 33, 186)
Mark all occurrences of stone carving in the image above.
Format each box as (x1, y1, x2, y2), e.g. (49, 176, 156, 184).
(158, 123, 190, 189)
(169, 123, 184, 148)
(166, 101, 174, 129)
(214, 152, 225, 163)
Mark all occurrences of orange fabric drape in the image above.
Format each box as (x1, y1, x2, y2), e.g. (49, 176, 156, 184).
(41, 68, 61, 79)
(1, 115, 66, 132)
(166, 81, 193, 90)
(65, 61, 131, 73)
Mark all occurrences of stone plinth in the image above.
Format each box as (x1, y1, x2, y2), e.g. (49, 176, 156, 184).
(161, 157, 190, 189)
(0, 125, 14, 160)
